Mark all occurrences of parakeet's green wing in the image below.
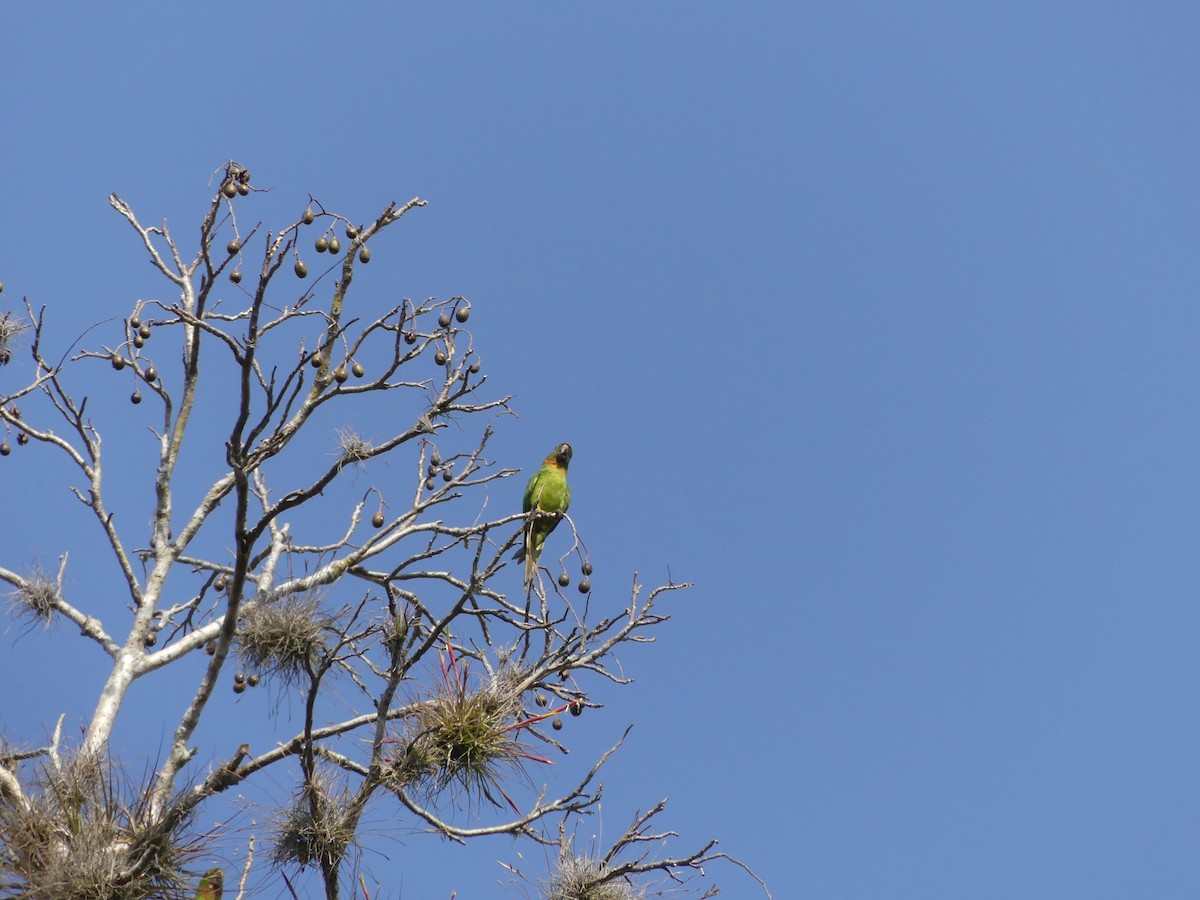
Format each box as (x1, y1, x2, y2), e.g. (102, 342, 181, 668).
(522, 470, 541, 514)
(524, 469, 570, 515)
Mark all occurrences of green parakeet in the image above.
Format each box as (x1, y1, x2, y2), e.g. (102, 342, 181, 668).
(520, 443, 572, 591)
(195, 867, 224, 900)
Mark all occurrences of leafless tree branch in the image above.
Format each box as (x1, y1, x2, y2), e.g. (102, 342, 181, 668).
(0, 163, 764, 899)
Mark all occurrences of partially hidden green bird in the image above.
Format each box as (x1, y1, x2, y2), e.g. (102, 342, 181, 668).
(195, 867, 224, 900)
(519, 443, 572, 592)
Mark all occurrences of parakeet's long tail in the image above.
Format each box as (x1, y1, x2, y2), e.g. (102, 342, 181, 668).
(520, 512, 563, 594)
(521, 524, 538, 593)
(523, 548, 536, 594)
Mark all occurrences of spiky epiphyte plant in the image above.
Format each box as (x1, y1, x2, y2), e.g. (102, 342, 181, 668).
(385, 649, 551, 811)
(6, 565, 58, 630)
(0, 756, 200, 899)
(271, 773, 357, 873)
(335, 427, 374, 465)
(0, 310, 27, 367)
(237, 593, 331, 687)
(544, 854, 640, 900)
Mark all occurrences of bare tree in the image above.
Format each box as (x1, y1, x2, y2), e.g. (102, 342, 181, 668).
(0, 163, 767, 899)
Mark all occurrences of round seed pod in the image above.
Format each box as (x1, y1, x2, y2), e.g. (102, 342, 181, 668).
(352, 361, 365, 378)
(16, 432, 28, 446)
(227, 240, 241, 255)
(358, 247, 371, 263)
(551, 717, 564, 731)
(455, 305, 470, 323)
(535, 693, 548, 707)
(0, 442, 10, 457)
(438, 312, 451, 328)
(434, 349, 447, 366)
(138, 323, 152, 339)
(404, 330, 417, 345)
(328, 237, 341, 254)
(558, 572, 570, 588)
(233, 680, 247, 694)
(111, 355, 126, 370)
(144, 366, 157, 382)
(130, 389, 143, 405)
(371, 511, 385, 528)
(222, 182, 238, 199)
(302, 208, 315, 225)
(294, 260, 308, 278)
(578, 579, 591, 594)
(569, 699, 584, 717)
(230, 269, 242, 284)
(248, 673, 260, 687)
(236, 183, 250, 196)
(582, 561, 593, 576)
(334, 366, 348, 383)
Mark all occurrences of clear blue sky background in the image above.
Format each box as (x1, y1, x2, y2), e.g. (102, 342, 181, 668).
(2, 3, 1199, 897)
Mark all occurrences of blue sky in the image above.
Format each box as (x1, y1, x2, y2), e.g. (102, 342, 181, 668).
(2, 3, 1199, 897)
